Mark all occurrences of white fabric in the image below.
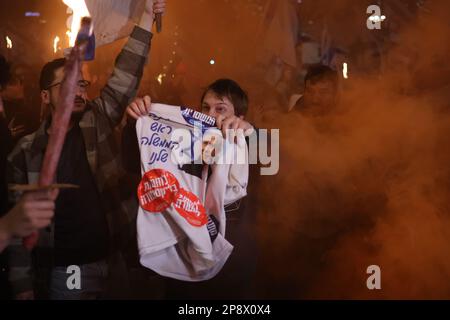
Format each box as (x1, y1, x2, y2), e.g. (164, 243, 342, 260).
(85, 0, 145, 47)
(288, 93, 302, 112)
(136, 104, 248, 281)
(224, 162, 248, 207)
(262, 0, 300, 67)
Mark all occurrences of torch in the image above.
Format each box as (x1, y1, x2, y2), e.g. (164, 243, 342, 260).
(155, 12, 162, 33)
(19, 17, 93, 250)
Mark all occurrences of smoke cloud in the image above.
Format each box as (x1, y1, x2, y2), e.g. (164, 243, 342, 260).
(254, 0, 450, 299)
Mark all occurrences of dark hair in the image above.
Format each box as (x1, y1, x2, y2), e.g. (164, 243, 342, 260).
(0, 54, 11, 89)
(39, 58, 66, 90)
(304, 64, 338, 88)
(201, 79, 249, 117)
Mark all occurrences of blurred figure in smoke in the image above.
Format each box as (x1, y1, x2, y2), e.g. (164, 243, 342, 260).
(383, 45, 417, 94)
(274, 64, 297, 111)
(293, 65, 338, 117)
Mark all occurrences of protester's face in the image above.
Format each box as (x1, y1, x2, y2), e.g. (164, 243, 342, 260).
(201, 91, 236, 119)
(42, 67, 89, 114)
(302, 79, 336, 116)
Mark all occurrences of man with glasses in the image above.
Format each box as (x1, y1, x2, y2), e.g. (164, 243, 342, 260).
(6, 0, 166, 300)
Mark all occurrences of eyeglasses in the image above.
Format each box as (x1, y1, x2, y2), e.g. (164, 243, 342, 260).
(46, 79, 91, 91)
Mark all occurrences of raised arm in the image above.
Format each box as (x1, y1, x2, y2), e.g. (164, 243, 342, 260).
(93, 0, 166, 127)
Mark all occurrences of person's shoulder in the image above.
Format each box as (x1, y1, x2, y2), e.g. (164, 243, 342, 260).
(13, 132, 37, 152)
(10, 118, 49, 155)
(7, 131, 38, 165)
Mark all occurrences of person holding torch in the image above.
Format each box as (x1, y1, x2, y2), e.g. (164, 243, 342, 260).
(1, 55, 58, 256)
(6, 0, 166, 300)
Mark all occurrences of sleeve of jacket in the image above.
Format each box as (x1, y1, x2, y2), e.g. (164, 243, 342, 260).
(224, 137, 250, 206)
(93, 26, 153, 127)
(223, 127, 259, 206)
(121, 119, 141, 175)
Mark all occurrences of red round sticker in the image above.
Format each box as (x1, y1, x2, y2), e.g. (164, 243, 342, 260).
(174, 188, 208, 227)
(138, 169, 180, 212)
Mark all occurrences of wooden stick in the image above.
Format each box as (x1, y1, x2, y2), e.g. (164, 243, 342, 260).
(22, 18, 92, 250)
(155, 13, 162, 33)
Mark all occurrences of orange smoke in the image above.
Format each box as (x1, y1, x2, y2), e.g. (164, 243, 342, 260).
(255, 0, 450, 299)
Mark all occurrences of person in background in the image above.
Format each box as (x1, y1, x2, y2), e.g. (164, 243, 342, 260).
(0, 62, 39, 144)
(293, 65, 338, 117)
(1, 54, 59, 299)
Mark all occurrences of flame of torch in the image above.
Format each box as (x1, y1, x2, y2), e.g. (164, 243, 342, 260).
(54, 36, 60, 53)
(343, 62, 349, 79)
(6, 36, 12, 49)
(156, 74, 163, 85)
(156, 73, 166, 85)
(63, 0, 91, 47)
